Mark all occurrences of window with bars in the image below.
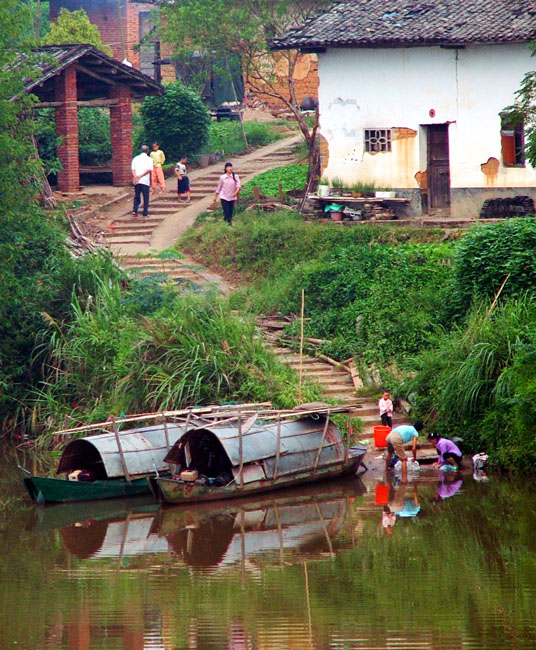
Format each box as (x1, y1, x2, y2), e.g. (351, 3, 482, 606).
(364, 129, 392, 153)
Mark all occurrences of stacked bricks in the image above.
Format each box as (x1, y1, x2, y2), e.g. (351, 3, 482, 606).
(55, 67, 79, 193)
(110, 87, 133, 186)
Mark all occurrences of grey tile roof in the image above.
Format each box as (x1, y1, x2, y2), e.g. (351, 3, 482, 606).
(16, 44, 162, 98)
(271, 0, 536, 50)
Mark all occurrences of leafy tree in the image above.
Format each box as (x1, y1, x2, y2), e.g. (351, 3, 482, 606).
(505, 42, 536, 166)
(141, 81, 211, 160)
(42, 8, 113, 56)
(159, 0, 325, 152)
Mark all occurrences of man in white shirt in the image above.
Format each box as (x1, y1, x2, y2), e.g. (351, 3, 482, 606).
(131, 145, 153, 217)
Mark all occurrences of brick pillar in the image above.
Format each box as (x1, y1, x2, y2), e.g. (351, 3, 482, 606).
(55, 67, 79, 193)
(109, 87, 133, 186)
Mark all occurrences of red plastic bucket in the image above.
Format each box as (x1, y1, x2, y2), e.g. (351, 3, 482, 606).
(375, 483, 389, 506)
(374, 425, 391, 448)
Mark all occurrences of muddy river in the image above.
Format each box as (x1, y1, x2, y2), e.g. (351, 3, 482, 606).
(1, 445, 535, 649)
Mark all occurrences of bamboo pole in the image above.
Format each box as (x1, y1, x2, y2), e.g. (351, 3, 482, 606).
(111, 415, 131, 482)
(53, 402, 272, 435)
(161, 413, 170, 452)
(274, 416, 282, 480)
(313, 411, 331, 473)
(238, 409, 244, 488)
(298, 289, 305, 404)
(486, 273, 510, 319)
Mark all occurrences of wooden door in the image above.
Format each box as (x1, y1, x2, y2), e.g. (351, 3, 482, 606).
(427, 125, 450, 209)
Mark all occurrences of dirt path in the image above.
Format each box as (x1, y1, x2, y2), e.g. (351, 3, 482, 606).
(103, 135, 301, 258)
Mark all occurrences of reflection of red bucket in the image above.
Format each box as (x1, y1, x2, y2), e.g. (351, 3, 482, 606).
(374, 425, 391, 447)
(375, 483, 389, 505)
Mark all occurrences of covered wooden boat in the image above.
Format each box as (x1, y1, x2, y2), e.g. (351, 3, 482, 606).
(150, 405, 367, 504)
(22, 403, 272, 504)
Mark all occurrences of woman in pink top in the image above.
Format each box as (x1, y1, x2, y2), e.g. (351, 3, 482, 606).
(214, 162, 241, 224)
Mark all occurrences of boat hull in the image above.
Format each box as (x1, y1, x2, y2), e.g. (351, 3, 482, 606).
(152, 452, 366, 505)
(22, 476, 150, 504)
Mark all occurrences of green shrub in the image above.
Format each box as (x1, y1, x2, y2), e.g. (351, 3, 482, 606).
(201, 120, 283, 156)
(31, 279, 321, 434)
(241, 164, 308, 198)
(78, 107, 111, 165)
(180, 211, 454, 365)
(34, 107, 111, 167)
(406, 296, 536, 471)
(451, 218, 536, 317)
(141, 81, 211, 160)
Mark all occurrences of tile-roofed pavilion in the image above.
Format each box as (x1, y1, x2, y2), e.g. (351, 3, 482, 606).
(17, 44, 163, 193)
(271, 0, 536, 51)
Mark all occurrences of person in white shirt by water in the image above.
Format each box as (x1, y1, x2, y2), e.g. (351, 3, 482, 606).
(131, 145, 153, 217)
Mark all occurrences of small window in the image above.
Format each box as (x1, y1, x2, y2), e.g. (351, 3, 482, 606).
(501, 115, 525, 167)
(364, 129, 392, 153)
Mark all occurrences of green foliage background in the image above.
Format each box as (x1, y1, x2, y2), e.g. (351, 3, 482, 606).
(141, 82, 211, 160)
(180, 211, 536, 472)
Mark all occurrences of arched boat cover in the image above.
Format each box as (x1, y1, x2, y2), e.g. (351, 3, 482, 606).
(164, 416, 345, 482)
(57, 422, 187, 479)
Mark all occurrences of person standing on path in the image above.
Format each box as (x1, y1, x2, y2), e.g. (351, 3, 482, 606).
(150, 142, 166, 195)
(214, 162, 241, 225)
(175, 155, 191, 202)
(131, 145, 153, 217)
(385, 421, 424, 482)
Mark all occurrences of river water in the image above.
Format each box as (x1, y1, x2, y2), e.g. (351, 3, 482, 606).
(1, 445, 535, 649)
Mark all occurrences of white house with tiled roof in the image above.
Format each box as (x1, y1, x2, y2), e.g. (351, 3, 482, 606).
(272, 0, 536, 218)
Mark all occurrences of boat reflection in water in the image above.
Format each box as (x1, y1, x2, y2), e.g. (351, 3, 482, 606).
(53, 478, 366, 566)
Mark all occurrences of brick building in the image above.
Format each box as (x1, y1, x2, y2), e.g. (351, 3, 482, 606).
(21, 44, 162, 193)
(49, 0, 176, 82)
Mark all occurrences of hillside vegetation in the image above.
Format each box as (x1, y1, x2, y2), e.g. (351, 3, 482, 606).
(180, 212, 536, 472)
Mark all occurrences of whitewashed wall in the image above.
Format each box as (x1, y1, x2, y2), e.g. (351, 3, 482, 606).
(318, 43, 536, 190)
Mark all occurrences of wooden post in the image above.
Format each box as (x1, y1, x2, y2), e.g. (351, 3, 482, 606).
(274, 416, 282, 480)
(238, 409, 244, 488)
(161, 413, 170, 452)
(253, 186, 261, 201)
(111, 415, 131, 482)
(313, 411, 330, 472)
(298, 289, 305, 404)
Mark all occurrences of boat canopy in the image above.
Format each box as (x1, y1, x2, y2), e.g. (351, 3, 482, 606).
(163, 416, 345, 485)
(57, 422, 187, 479)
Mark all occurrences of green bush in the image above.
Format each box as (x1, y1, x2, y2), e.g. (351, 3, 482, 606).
(451, 218, 536, 317)
(32, 283, 320, 434)
(180, 211, 454, 365)
(406, 296, 536, 472)
(34, 107, 111, 167)
(241, 164, 308, 198)
(78, 107, 111, 165)
(201, 120, 283, 156)
(141, 81, 211, 160)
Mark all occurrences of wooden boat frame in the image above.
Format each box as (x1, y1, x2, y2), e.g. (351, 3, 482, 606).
(150, 404, 367, 505)
(21, 402, 275, 504)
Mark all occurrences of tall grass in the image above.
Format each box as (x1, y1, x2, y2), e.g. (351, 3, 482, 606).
(407, 295, 536, 470)
(31, 278, 321, 439)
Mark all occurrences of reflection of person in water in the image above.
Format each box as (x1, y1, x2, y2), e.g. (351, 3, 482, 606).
(382, 505, 397, 536)
(382, 479, 420, 534)
(388, 481, 420, 518)
(436, 475, 463, 501)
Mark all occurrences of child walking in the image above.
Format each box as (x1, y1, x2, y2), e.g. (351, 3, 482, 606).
(378, 390, 393, 428)
(175, 155, 191, 202)
(150, 142, 166, 194)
